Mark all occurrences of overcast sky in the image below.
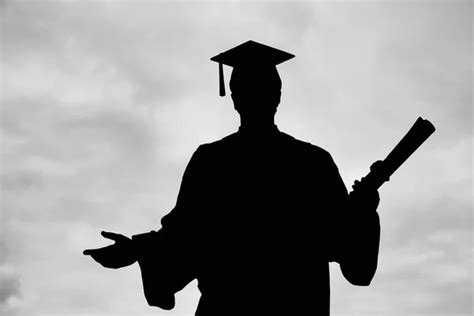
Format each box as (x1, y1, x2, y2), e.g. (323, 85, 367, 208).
(1, 1, 472, 315)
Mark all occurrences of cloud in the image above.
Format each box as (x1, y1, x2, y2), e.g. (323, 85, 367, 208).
(0, 266, 22, 312)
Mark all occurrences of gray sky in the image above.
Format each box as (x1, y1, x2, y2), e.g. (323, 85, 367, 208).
(1, 1, 472, 315)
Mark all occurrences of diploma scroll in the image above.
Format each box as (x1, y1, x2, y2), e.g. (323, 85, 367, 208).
(357, 117, 436, 190)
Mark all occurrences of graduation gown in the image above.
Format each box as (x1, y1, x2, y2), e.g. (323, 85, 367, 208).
(132, 126, 380, 315)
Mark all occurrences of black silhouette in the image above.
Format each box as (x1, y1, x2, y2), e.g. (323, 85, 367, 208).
(84, 41, 434, 315)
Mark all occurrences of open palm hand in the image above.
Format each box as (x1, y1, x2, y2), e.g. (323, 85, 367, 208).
(83, 231, 137, 269)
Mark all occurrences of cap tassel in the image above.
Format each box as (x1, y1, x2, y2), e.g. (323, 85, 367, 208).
(219, 62, 225, 97)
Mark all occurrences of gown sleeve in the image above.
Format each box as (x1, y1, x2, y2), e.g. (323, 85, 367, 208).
(324, 152, 381, 286)
(131, 145, 206, 309)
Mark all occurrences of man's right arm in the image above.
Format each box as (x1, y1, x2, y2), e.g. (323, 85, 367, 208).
(131, 145, 207, 308)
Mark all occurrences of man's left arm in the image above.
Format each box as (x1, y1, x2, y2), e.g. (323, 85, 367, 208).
(325, 154, 381, 286)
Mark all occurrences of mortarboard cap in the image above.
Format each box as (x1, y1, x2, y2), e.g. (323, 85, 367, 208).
(210, 40, 295, 96)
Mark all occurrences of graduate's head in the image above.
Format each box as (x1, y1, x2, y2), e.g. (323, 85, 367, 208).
(229, 65, 282, 118)
(211, 40, 294, 121)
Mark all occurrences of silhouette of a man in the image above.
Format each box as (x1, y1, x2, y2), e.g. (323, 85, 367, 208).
(84, 41, 381, 315)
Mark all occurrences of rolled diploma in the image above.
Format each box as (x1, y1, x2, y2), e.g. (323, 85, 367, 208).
(356, 117, 436, 190)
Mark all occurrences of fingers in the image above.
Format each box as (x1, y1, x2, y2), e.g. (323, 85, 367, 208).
(101, 231, 127, 242)
(83, 249, 97, 256)
(352, 179, 361, 190)
(83, 231, 129, 256)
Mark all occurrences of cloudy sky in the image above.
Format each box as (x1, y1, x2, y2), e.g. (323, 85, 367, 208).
(1, 0, 472, 315)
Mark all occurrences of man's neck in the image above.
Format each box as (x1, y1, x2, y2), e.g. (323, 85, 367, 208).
(239, 115, 276, 130)
(238, 120, 279, 136)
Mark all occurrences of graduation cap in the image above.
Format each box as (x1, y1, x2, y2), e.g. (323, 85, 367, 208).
(210, 40, 295, 96)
